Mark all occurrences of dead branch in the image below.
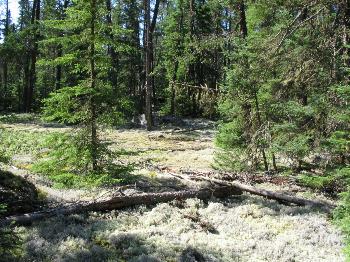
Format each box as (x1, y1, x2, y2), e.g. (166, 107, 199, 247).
(0, 185, 242, 227)
(167, 172, 336, 212)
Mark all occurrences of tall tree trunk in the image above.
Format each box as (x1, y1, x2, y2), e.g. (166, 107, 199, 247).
(55, 0, 69, 90)
(144, 0, 152, 130)
(238, 0, 252, 158)
(24, 0, 40, 112)
(342, 0, 350, 83)
(22, 57, 30, 112)
(238, 1, 268, 171)
(144, 0, 160, 130)
(106, 0, 119, 92)
(90, 0, 98, 172)
(272, 153, 277, 171)
(2, 0, 10, 109)
(238, 1, 247, 38)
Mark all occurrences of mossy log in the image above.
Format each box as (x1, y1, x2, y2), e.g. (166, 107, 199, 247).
(0, 185, 242, 227)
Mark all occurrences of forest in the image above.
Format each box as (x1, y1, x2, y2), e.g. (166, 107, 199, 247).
(0, 0, 349, 261)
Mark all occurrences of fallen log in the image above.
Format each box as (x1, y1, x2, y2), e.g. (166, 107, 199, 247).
(168, 172, 336, 212)
(0, 185, 242, 227)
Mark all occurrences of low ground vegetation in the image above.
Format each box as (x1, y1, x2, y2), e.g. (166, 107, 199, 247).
(0, 116, 347, 261)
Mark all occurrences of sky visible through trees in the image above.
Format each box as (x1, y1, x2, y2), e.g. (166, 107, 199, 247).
(1, 0, 18, 21)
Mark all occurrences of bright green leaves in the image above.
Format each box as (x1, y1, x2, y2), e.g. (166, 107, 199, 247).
(42, 85, 94, 124)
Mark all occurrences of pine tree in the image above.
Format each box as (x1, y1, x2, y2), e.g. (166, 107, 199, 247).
(38, 0, 129, 175)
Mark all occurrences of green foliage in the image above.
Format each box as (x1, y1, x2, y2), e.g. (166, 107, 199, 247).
(158, 0, 226, 117)
(0, 114, 39, 124)
(39, 0, 131, 176)
(297, 174, 335, 191)
(32, 132, 135, 188)
(0, 128, 46, 163)
(334, 186, 350, 259)
(0, 204, 23, 261)
(216, 1, 350, 175)
(47, 170, 136, 189)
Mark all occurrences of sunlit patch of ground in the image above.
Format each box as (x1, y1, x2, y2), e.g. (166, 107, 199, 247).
(0, 115, 346, 261)
(19, 197, 344, 261)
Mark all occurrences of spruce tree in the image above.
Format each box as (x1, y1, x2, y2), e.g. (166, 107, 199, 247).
(38, 0, 128, 175)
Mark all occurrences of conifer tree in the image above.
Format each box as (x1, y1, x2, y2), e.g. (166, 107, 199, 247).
(39, 0, 128, 174)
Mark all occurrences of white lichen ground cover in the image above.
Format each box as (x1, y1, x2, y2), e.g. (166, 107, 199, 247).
(20, 196, 344, 262)
(0, 116, 346, 261)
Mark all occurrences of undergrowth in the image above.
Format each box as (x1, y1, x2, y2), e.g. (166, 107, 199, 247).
(297, 168, 350, 193)
(334, 188, 350, 259)
(0, 127, 135, 189)
(0, 128, 47, 163)
(0, 204, 23, 261)
(0, 113, 39, 124)
(31, 132, 136, 189)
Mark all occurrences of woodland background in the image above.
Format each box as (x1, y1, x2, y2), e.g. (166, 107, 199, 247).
(0, 0, 349, 260)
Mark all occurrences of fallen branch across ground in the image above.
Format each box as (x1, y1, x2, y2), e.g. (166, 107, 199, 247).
(167, 172, 336, 212)
(0, 185, 242, 227)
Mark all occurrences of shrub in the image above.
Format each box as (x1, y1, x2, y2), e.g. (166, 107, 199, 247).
(0, 205, 23, 261)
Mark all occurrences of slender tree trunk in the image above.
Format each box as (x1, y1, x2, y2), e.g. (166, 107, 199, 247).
(238, 1, 247, 38)
(238, 0, 253, 160)
(342, 0, 350, 83)
(144, 0, 152, 130)
(129, 0, 141, 106)
(106, 0, 119, 92)
(24, 0, 40, 112)
(90, 0, 98, 172)
(238, 1, 268, 171)
(272, 153, 277, 171)
(55, 0, 69, 90)
(170, 63, 178, 116)
(144, 0, 160, 130)
(22, 57, 30, 112)
(254, 93, 268, 171)
(2, 0, 10, 109)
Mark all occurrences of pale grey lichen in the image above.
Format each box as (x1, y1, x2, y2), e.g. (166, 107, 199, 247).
(19, 195, 345, 262)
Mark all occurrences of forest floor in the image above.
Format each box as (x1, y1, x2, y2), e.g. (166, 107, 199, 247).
(0, 114, 346, 261)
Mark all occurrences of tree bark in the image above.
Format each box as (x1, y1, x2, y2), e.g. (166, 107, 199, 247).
(0, 186, 242, 227)
(2, 0, 9, 102)
(238, 1, 247, 38)
(168, 172, 336, 212)
(144, 0, 160, 130)
(106, 0, 119, 92)
(23, 0, 40, 112)
(254, 93, 269, 171)
(89, 0, 98, 172)
(55, 0, 69, 90)
(144, 0, 153, 130)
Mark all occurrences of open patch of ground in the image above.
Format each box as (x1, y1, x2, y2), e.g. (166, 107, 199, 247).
(0, 115, 346, 261)
(19, 197, 344, 261)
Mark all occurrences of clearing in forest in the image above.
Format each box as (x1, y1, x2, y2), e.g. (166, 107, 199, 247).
(0, 116, 345, 261)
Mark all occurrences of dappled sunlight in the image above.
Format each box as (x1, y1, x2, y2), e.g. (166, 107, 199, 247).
(18, 196, 344, 261)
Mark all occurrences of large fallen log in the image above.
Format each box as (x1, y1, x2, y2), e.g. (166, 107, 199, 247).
(0, 185, 242, 227)
(168, 172, 336, 212)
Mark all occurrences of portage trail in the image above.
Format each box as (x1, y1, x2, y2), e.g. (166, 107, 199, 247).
(1, 117, 346, 262)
